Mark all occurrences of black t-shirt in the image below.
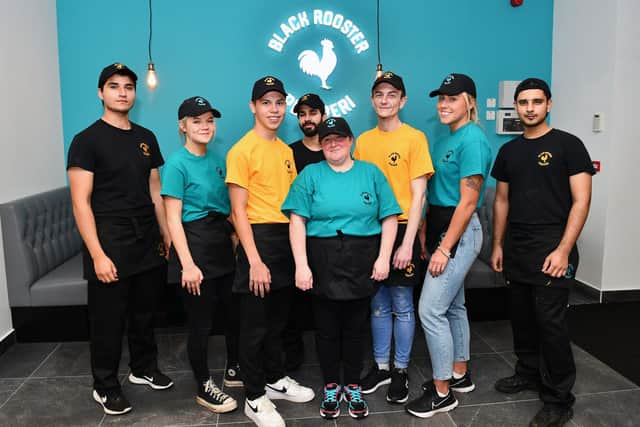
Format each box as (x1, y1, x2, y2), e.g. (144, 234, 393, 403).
(290, 140, 325, 172)
(67, 119, 164, 215)
(491, 128, 594, 225)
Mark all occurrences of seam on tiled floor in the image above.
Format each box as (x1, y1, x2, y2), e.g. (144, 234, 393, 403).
(0, 342, 60, 410)
(471, 331, 516, 369)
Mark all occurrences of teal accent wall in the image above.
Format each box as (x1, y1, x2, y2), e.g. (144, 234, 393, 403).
(57, 0, 553, 163)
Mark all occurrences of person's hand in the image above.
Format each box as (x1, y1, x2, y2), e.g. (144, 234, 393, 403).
(162, 235, 172, 260)
(249, 261, 272, 297)
(94, 254, 118, 283)
(418, 221, 428, 260)
(428, 249, 449, 277)
(490, 246, 503, 272)
(392, 244, 413, 270)
(371, 256, 390, 281)
(295, 265, 313, 291)
(542, 248, 569, 278)
(181, 264, 204, 295)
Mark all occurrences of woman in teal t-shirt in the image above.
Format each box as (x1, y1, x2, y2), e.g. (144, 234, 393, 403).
(161, 96, 237, 415)
(406, 74, 492, 418)
(282, 117, 401, 420)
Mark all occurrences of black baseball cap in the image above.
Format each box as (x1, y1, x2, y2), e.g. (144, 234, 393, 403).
(429, 73, 476, 98)
(293, 93, 325, 114)
(514, 78, 552, 100)
(318, 117, 353, 141)
(251, 76, 287, 101)
(178, 96, 221, 119)
(372, 71, 406, 94)
(98, 62, 137, 89)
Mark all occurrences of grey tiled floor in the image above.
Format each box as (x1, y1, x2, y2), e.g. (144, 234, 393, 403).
(0, 321, 637, 426)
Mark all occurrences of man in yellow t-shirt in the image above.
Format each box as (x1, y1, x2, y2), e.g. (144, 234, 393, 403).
(226, 76, 314, 427)
(354, 71, 434, 404)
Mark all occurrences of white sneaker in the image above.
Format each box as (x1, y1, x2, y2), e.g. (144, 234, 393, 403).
(266, 375, 315, 403)
(244, 395, 285, 427)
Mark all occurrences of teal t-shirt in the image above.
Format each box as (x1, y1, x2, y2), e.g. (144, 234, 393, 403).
(161, 147, 230, 222)
(427, 122, 492, 208)
(282, 160, 401, 237)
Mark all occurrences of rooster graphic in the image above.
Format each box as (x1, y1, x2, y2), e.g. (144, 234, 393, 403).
(298, 39, 337, 90)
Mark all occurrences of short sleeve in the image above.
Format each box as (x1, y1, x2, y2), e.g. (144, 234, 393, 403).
(147, 132, 164, 169)
(281, 170, 313, 219)
(352, 137, 362, 160)
(409, 132, 435, 179)
(565, 136, 595, 176)
(491, 145, 509, 182)
(225, 144, 250, 189)
(373, 166, 402, 220)
(459, 136, 491, 179)
(67, 135, 95, 172)
(160, 161, 186, 200)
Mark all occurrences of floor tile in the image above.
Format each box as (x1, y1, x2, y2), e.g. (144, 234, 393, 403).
(572, 345, 639, 394)
(451, 399, 541, 427)
(573, 389, 640, 426)
(0, 379, 23, 406)
(338, 410, 456, 426)
(470, 320, 513, 352)
(0, 377, 100, 426)
(0, 342, 58, 378)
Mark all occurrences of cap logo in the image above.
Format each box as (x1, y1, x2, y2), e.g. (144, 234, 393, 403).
(383, 72, 394, 79)
(444, 74, 455, 85)
(301, 94, 309, 101)
(195, 97, 207, 106)
(264, 77, 276, 85)
(114, 63, 124, 70)
(326, 118, 336, 127)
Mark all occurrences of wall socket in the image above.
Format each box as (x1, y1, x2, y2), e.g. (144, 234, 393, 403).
(486, 110, 496, 121)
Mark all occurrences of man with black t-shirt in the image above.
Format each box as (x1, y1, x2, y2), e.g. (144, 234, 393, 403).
(283, 93, 326, 371)
(490, 78, 594, 427)
(67, 63, 173, 416)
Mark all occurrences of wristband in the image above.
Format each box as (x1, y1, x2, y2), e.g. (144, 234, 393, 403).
(436, 246, 451, 259)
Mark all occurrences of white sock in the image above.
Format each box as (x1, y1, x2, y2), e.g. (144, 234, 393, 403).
(377, 362, 390, 371)
(452, 371, 465, 379)
(436, 388, 448, 398)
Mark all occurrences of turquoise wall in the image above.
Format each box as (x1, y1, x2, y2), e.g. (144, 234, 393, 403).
(57, 0, 553, 162)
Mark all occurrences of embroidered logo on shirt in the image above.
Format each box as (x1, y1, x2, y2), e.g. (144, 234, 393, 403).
(216, 166, 224, 178)
(388, 151, 400, 166)
(537, 151, 552, 166)
(565, 263, 575, 279)
(285, 159, 293, 174)
(443, 150, 454, 163)
(361, 192, 373, 205)
(139, 142, 151, 157)
(404, 263, 415, 278)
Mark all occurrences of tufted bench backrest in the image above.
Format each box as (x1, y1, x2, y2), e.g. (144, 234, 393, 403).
(476, 186, 495, 264)
(0, 187, 82, 306)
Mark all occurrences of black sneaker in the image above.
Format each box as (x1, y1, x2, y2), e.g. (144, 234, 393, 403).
(405, 382, 458, 418)
(196, 377, 238, 414)
(224, 361, 243, 388)
(387, 368, 409, 403)
(494, 373, 539, 394)
(529, 404, 574, 427)
(128, 370, 173, 390)
(360, 365, 391, 394)
(92, 389, 132, 415)
(342, 384, 369, 419)
(449, 372, 475, 393)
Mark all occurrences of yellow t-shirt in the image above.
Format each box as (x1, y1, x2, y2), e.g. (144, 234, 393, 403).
(226, 130, 297, 224)
(354, 123, 434, 221)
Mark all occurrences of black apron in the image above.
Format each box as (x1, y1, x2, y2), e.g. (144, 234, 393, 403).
(504, 223, 579, 287)
(167, 212, 235, 284)
(233, 223, 294, 293)
(307, 233, 381, 300)
(386, 223, 423, 286)
(83, 207, 166, 281)
(426, 205, 460, 258)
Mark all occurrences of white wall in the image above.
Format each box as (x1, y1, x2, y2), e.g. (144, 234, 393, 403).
(0, 0, 66, 339)
(552, 0, 640, 293)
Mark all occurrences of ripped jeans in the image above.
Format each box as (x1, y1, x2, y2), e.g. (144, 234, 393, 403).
(371, 285, 415, 369)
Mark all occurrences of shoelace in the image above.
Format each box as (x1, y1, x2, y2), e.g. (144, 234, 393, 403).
(324, 385, 340, 402)
(204, 379, 228, 402)
(345, 385, 363, 403)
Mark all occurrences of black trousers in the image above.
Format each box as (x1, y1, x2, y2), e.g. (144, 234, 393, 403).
(283, 288, 313, 369)
(313, 296, 371, 385)
(181, 273, 239, 383)
(88, 265, 164, 392)
(508, 281, 576, 408)
(239, 287, 293, 400)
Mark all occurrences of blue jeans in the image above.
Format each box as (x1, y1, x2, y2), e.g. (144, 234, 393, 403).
(371, 285, 415, 369)
(418, 213, 482, 380)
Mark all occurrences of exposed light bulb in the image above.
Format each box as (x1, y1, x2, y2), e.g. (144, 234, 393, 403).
(146, 62, 158, 90)
(375, 63, 383, 79)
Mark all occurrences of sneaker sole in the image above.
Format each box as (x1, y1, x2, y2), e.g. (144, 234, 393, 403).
(128, 373, 174, 390)
(386, 393, 409, 404)
(196, 395, 238, 413)
(361, 377, 391, 394)
(494, 384, 538, 394)
(244, 404, 285, 427)
(265, 387, 315, 403)
(319, 408, 340, 419)
(92, 390, 132, 416)
(223, 379, 244, 388)
(406, 400, 458, 418)
(450, 383, 475, 393)
(348, 407, 369, 419)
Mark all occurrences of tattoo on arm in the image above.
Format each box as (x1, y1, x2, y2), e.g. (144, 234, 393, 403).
(464, 175, 482, 192)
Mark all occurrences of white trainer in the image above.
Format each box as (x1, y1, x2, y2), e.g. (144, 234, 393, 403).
(244, 395, 285, 427)
(265, 376, 315, 403)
